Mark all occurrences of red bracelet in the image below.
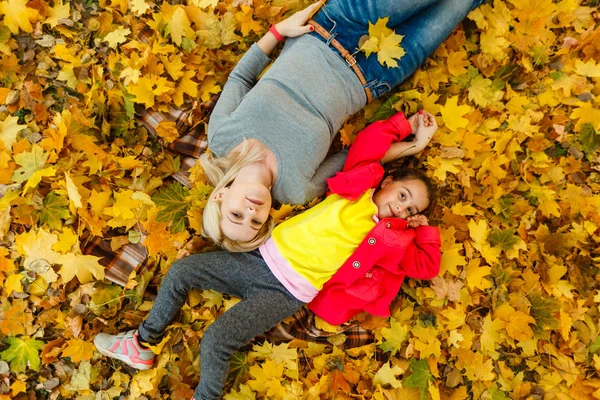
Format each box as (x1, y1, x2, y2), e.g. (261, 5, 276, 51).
(269, 25, 285, 42)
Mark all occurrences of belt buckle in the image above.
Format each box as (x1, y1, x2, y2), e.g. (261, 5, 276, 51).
(346, 56, 357, 67)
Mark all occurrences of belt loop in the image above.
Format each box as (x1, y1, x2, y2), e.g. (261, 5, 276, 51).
(325, 32, 337, 46)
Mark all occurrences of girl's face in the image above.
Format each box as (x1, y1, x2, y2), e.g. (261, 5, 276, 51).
(214, 182, 272, 242)
(373, 177, 430, 220)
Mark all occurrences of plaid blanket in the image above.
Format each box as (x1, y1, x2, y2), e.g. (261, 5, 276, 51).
(81, 100, 375, 349)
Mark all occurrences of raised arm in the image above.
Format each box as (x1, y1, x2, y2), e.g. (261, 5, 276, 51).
(209, 2, 321, 132)
(381, 111, 438, 163)
(257, 2, 321, 56)
(327, 111, 437, 199)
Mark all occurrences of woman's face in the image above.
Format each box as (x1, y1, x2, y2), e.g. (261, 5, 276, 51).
(215, 181, 272, 242)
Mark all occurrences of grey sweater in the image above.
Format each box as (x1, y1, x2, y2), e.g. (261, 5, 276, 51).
(207, 35, 366, 205)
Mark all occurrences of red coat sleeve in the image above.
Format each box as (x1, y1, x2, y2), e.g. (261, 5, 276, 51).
(342, 112, 412, 172)
(327, 113, 412, 199)
(399, 226, 441, 280)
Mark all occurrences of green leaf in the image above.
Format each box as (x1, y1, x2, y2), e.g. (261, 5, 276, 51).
(403, 359, 433, 400)
(88, 282, 123, 318)
(12, 144, 49, 183)
(590, 336, 600, 355)
(152, 182, 191, 233)
(0, 336, 45, 373)
(490, 388, 510, 400)
(0, 23, 11, 42)
(39, 191, 71, 230)
(368, 95, 398, 123)
(123, 88, 136, 119)
(227, 352, 250, 389)
(491, 64, 519, 91)
(528, 292, 559, 336)
(488, 228, 519, 251)
(378, 318, 408, 356)
(455, 65, 480, 88)
(578, 123, 600, 159)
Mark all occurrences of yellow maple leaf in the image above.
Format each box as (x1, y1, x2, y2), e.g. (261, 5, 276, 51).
(468, 219, 488, 245)
(440, 96, 471, 131)
(464, 352, 496, 381)
(451, 202, 477, 216)
(569, 103, 600, 131)
(64, 172, 83, 209)
(156, 121, 179, 144)
(359, 17, 405, 67)
(427, 156, 462, 181)
(199, 75, 221, 102)
(191, 0, 218, 9)
(44, 1, 71, 28)
(527, 182, 561, 218)
(480, 314, 503, 358)
(412, 325, 441, 358)
(128, 75, 173, 108)
(440, 244, 467, 276)
(57, 64, 78, 89)
(52, 228, 78, 253)
(377, 32, 405, 68)
(170, 6, 194, 46)
(61, 338, 95, 362)
(103, 27, 131, 49)
(574, 59, 600, 77)
(163, 54, 186, 80)
(0, 299, 33, 335)
(495, 303, 535, 341)
(88, 189, 111, 217)
(373, 362, 404, 389)
(23, 167, 56, 193)
(0, 0, 37, 33)
(57, 252, 104, 283)
(465, 260, 492, 291)
(0, 115, 25, 150)
(4, 273, 23, 295)
(129, 368, 158, 397)
(447, 50, 470, 76)
(10, 380, 26, 397)
(173, 70, 199, 106)
(368, 17, 393, 38)
(235, 6, 263, 36)
(479, 29, 509, 61)
(129, 0, 150, 16)
(248, 359, 285, 395)
(360, 36, 379, 58)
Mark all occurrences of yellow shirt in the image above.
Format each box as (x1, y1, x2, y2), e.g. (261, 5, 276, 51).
(270, 189, 377, 290)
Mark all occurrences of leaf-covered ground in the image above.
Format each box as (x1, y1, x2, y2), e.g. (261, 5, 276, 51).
(1, 0, 600, 399)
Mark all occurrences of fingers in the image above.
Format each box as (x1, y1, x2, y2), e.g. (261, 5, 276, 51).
(301, 1, 323, 20)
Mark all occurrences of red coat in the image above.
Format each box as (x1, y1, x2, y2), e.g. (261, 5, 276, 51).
(308, 113, 441, 325)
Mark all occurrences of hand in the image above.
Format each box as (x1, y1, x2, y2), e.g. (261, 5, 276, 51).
(406, 214, 429, 228)
(275, 1, 323, 38)
(407, 111, 438, 151)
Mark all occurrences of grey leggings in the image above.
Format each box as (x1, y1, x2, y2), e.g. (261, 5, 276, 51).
(137, 250, 304, 400)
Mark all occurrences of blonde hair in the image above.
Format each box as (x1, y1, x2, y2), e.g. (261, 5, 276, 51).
(200, 141, 275, 252)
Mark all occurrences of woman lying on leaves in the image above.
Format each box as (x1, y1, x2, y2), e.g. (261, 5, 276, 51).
(95, 110, 441, 400)
(199, 0, 485, 251)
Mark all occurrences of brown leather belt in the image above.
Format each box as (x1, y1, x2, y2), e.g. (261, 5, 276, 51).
(309, 19, 373, 104)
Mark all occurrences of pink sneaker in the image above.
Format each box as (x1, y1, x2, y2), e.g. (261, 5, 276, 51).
(94, 330, 154, 370)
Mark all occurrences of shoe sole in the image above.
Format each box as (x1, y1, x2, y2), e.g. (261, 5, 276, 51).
(94, 336, 154, 370)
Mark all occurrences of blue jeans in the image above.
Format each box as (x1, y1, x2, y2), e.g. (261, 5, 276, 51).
(310, 0, 486, 99)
